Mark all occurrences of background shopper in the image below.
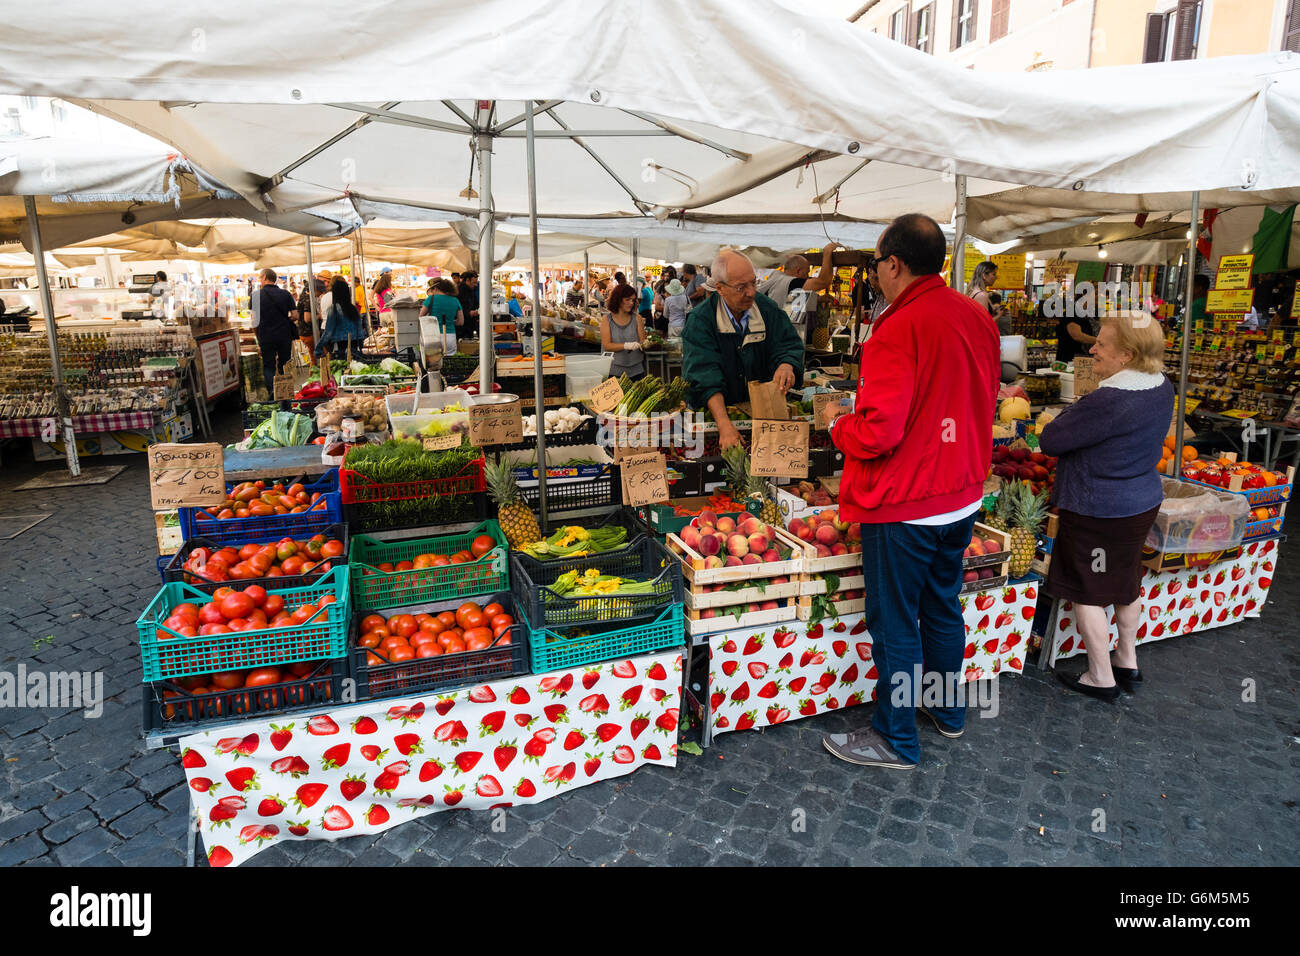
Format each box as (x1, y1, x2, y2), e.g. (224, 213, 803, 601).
(602, 282, 647, 380)
(251, 268, 299, 395)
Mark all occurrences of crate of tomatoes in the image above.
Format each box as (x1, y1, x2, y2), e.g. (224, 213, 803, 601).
(137, 567, 350, 682)
(181, 470, 342, 545)
(348, 520, 508, 609)
(349, 592, 527, 701)
(141, 658, 348, 735)
(161, 524, 348, 591)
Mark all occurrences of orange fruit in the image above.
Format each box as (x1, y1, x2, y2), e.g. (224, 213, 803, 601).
(1181, 446, 1197, 462)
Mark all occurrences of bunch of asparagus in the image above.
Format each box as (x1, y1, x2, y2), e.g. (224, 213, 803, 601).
(614, 375, 687, 416)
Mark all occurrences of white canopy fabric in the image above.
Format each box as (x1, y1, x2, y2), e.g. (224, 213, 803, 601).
(0, 0, 1295, 224)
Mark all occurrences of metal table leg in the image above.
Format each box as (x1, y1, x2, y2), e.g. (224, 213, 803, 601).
(187, 791, 199, 867)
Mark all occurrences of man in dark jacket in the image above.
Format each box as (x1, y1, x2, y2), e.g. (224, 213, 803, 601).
(682, 250, 804, 450)
(457, 271, 482, 340)
(252, 268, 299, 395)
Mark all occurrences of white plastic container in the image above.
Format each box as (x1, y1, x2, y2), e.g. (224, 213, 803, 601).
(565, 353, 612, 402)
(385, 389, 471, 440)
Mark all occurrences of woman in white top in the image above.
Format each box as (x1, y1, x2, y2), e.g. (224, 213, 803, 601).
(662, 279, 691, 336)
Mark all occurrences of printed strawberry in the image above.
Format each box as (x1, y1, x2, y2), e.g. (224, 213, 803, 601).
(307, 715, 339, 735)
(580, 694, 610, 717)
(965, 663, 984, 682)
(257, 796, 285, 817)
(975, 593, 995, 611)
(826, 696, 840, 709)
(721, 639, 738, 654)
(320, 805, 353, 831)
(646, 662, 668, 680)
(469, 773, 503, 798)
(832, 621, 847, 633)
(491, 739, 518, 771)
(730, 682, 750, 703)
(855, 641, 872, 661)
(207, 846, 233, 867)
(772, 627, 797, 648)
(620, 686, 642, 710)
(268, 724, 293, 751)
(819, 669, 837, 688)
(756, 680, 782, 699)
(1213, 569, 1226, 586)
(1216, 608, 1229, 622)
(581, 669, 601, 690)
(1007, 658, 1023, 671)
(742, 635, 764, 655)
(642, 744, 662, 761)
(832, 640, 848, 658)
(387, 701, 425, 724)
(366, 803, 389, 826)
(982, 637, 1000, 654)
(709, 691, 725, 711)
(766, 706, 790, 724)
(611, 660, 637, 679)
(287, 821, 309, 837)
(806, 623, 823, 640)
(998, 632, 1022, 653)
(339, 775, 367, 801)
(513, 713, 534, 728)
(394, 733, 423, 756)
(582, 752, 602, 777)
(800, 647, 826, 667)
(480, 710, 507, 735)
(840, 663, 859, 685)
(1154, 582, 1167, 596)
(655, 708, 679, 734)
(433, 720, 469, 745)
(994, 612, 1013, 629)
(209, 795, 245, 828)
(1259, 576, 1272, 589)
(434, 698, 455, 716)
(1002, 586, 1017, 604)
(1020, 606, 1035, 620)
(181, 748, 206, 769)
(777, 652, 794, 671)
(735, 711, 757, 731)
(225, 767, 259, 792)
(799, 698, 817, 716)
(649, 687, 667, 702)
(976, 614, 990, 633)
(359, 744, 387, 763)
(507, 685, 531, 705)
(850, 619, 867, 636)
(523, 735, 548, 762)
(722, 660, 740, 676)
(386, 760, 411, 777)
(543, 762, 575, 786)
(810, 682, 827, 695)
(515, 778, 537, 797)
(293, 783, 327, 811)
(612, 745, 635, 764)
(787, 676, 806, 694)
(352, 716, 378, 735)
(1023, 585, 1036, 599)
(452, 751, 482, 776)
(964, 642, 976, 659)
(1060, 637, 1075, 654)
(716, 716, 731, 728)
(214, 736, 243, 756)
(419, 758, 445, 782)
(239, 823, 278, 846)
(748, 661, 768, 680)
(543, 704, 569, 725)
(630, 714, 650, 739)
(189, 777, 217, 794)
(559, 729, 585, 752)
(320, 743, 350, 770)
(372, 770, 400, 794)
(846, 691, 865, 707)
(1150, 622, 1165, 638)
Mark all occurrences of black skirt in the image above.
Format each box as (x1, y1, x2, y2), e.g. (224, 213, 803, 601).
(1045, 506, 1160, 607)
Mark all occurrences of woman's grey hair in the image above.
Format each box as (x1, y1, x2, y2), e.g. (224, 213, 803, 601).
(711, 250, 751, 287)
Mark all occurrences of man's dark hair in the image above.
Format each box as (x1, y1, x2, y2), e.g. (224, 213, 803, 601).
(260, 268, 277, 283)
(461, 271, 478, 281)
(433, 279, 456, 295)
(681, 264, 697, 276)
(155, 270, 167, 281)
(877, 213, 946, 276)
(614, 271, 626, 285)
(1193, 274, 1210, 295)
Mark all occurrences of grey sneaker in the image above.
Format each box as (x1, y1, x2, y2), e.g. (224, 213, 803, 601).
(917, 706, 964, 739)
(821, 728, 917, 769)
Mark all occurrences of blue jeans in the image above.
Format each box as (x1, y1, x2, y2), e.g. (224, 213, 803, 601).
(859, 513, 977, 764)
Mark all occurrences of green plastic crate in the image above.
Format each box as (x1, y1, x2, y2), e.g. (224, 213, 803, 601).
(137, 566, 350, 682)
(349, 521, 508, 609)
(525, 603, 684, 673)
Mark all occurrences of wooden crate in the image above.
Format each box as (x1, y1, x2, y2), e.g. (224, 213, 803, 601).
(783, 534, 861, 576)
(800, 572, 865, 596)
(684, 578, 804, 611)
(664, 526, 806, 587)
(796, 595, 866, 620)
(685, 601, 798, 636)
(964, 522, 1011, 569)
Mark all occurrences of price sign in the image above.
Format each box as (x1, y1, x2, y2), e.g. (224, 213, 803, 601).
(148, 443, 225, 510)
(1072, 357, 1099, 396)
(1214, 268, 1252, 290)
(1043, 257, 1075, 287)
(751, 420, 809, 477)
(587, 377, 624, 414)
(1207, 289, 1253, 313)
(1292, 284, 1300, 317)
(620, 452, 670, 507)
(422, 433, 462, 451)
(812, 391, 850, 430)
(273, 374, 295, 400)
(468, 399, 524, 446)
(611, 444, 656, 464)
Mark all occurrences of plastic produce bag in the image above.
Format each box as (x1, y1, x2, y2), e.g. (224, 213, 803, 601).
(1145, 477, 1249, 553)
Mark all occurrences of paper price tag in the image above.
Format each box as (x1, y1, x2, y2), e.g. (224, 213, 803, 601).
(273, 374, 295, 400)
(751, 420, 809, 477)
(1207, 289, 1253, 313)
(612, 444, 656, 464)
(468, 400, 523, 446)
(587, 377, 624, 414)
(422, 433, 462, 451)
(812, 391, 849, 430)
(148, 443, 225, 510)
(620, 452, 670, 507)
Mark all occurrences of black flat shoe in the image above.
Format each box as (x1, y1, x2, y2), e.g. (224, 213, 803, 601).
(1112, 667, 1142, 692)
(1055, 669, 1120, 702)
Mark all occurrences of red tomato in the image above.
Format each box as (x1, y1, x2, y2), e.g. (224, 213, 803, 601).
(395, 560, 414, 572)
(388, 646, 415, 662)
(425, 618, 448, 636)
(238, 543, 260, 561)
(436, 611, 457, 630)
(414, 613, 436, 629)
(226, 618, 249, 631)
(263, 595, 286, 616)
(490, 613, 514, 632)
(386, 615, 403, 632)
(198, 603, 227, 626)
(173, 603, 201, 623)
(410, 631, 438, 648)
(242, 585, 268, 608)
(362, 614, 387, 633)
(286, 660, 315, 678)
(320, 540, 345, 558)
(416, 643, 443, 658)
(482, 603, 505, 620)
(470, 534, 496, 559)
(200, 623, 231, 635)
(460, 608, 485, 631)
(366, 652, 384, 666)
(246, 609, 269, 630)
(494, 633, 512, 646)
(358, 631, 381, 649)
(380, 635, 409, 653)
(393, 615, 418, 639)
(456, 602, 483, 630)
(212, 587, 235, 601)
(244, 667, 282, 687)
(462, 626, 493, 646)
(443, 640, 466, 655)
(281, 556, 305, 576)
(466, 635, 492, 652)
(493, 621, 514, 639)
(211, 671, 244, 690)
(218, 592, 256, 621)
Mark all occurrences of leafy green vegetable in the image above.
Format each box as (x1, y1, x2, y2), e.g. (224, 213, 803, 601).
(343, 438, 482, 530)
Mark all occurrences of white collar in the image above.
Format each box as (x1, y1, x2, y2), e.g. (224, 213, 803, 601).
(1097, 368, 1165, 391)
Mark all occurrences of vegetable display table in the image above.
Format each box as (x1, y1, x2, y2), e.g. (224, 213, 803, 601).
(179, 648, 682, 867)
(1041, 538, 1279, 665)
(0, 410, 159, 439)
(699, 578, 1040, 742)
(222, 444, 332, 481)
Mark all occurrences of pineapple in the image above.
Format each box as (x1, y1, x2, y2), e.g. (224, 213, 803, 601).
(722, 444, 780, 526)
(985, 484, 1013, 533)
(486, 457, 541, 548)
(1007, 481, 1048, 578)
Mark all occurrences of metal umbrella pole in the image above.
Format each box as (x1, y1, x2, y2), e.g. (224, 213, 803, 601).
(356, 232, 369, 336)
(476, 129, 495, 392)
(583, 250, 590, 308)
(304, 237, 321, 344)
(632, 238, 639, 291)
(1174, 191, 1200, 472)
(24, 195, 79, 476)
(526, 101, 549, 536)
(951, 174, 967, 290)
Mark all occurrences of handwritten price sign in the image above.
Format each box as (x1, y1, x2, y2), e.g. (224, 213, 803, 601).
(587, 377, 624, 414)
(272, 373, 296, 401)
(751, 420, 809, 477)
(422, 433, 462, 451)
(468, 399, 524, 446)
(148, 443, 226, 510)
(620, 452, 670, 507)
(812, 391, 849, 431)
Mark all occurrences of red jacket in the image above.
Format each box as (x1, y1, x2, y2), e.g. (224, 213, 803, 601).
(830, 274, 999, 524)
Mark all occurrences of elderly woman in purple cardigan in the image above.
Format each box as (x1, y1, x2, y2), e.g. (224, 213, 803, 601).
(1038, 315, 1174, 702)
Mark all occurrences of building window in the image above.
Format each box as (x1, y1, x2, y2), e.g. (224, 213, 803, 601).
(890, 5, 910, 43)
(1144, 1, 1202, 62)
(915, 3, 934, 52)
(952, 0, 978, 49)
(990, 0, 1010, 42)
(21, 96, 36, 111)
(1285, 0, 1300, 53)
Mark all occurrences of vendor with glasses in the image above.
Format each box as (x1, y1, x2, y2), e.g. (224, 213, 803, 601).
(682, 249, 805, 450)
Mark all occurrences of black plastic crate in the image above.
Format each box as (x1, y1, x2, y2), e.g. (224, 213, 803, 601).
(496, 404, 599, 452)
(161, 522, 349, 593)
(522, 507, 648, 559)
(349, 591, 529, 701)
(518, 465, 621, 514)
(665, 458, 703, 497)
(343, 491, 488, 535)
(242, 405, 277, 431)
(511, 536, 683, 630)
(439, 352, 479, 384)
(141, 658, 348, 734)
(696, 455, 726, 491)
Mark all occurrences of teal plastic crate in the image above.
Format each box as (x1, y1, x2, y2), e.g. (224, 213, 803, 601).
(348, 521, 509, 609)
(137, 566, 350, 682)
(525, 603, 684, 673)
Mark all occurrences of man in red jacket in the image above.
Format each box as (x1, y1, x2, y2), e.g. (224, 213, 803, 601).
(820, 214, 1000, 769)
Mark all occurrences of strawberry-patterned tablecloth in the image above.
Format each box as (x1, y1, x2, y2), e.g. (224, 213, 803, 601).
(705, 580, 1039, 739)
(181, 649, 682, 867)
(1044, 538, 1279, 665)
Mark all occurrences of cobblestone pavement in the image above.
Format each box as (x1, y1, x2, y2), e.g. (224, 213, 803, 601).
(1, 415, 1297, 867)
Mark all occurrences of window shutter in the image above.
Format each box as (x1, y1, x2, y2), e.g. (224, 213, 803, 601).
(1286, 0, 1300, 53)
(1142, 12, 1165, 62)
(990, 0, 1010, 42)
(1171, 0, 1200, 61)
(951, 0, 962, 49)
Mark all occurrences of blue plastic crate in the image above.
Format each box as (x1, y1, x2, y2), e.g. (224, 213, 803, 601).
(525, 603, 684, 673)
(179, 469, 341, 544)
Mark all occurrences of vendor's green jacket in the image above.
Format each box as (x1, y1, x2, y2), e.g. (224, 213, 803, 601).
(682, 291, 805, 409)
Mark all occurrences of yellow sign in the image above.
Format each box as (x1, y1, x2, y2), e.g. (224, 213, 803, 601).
(1292, 284, 1300, 316)
(1043, 257, 1075, 286)
(990, 253, 1026, 290)
(1214, 268, 1252, 290)
(1206, 289, 1253, 313)
(1217, 254, 1254, 272)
